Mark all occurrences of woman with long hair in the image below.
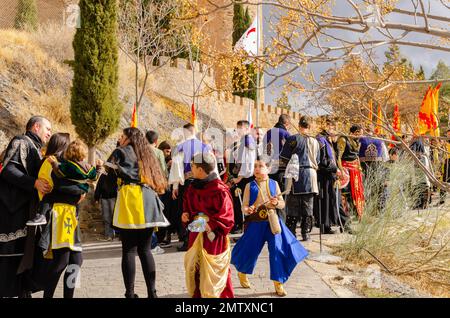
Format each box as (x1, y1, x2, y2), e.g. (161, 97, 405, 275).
(110, 127, 168, 298)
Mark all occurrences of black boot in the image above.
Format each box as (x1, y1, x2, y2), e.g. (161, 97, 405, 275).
(301, 233, 310, 241)
(324, 227, 335, 234)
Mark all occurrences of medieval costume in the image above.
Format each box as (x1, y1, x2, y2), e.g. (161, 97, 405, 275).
(183, 172, 235, 298)
(110, 144, 168, 298)
(263, 122, 291, 221)
(336, 135, 364, 219)
(36, 158, 98, 298)
(231, 178, 308, 296)
(169, 136, 211, 250)
(229, 134, 257, 233)
(359, 137, 386, 174)
(280, 133, 320, 240)
(94, 165, 118, 240)
(359, 136, 387, 213)
(314, 130, 338, 233)
(0, 131, 43, 297)
(440, 140, 450, 204)
(410, 139, 432, 209)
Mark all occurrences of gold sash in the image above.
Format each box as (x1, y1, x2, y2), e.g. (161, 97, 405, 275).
(184, 233, 231, 298)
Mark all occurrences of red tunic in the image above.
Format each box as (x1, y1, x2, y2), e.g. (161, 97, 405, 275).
(183, 178, 235, 298)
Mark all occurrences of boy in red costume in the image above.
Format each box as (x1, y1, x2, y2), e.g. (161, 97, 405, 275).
(182, 152, 235, 298)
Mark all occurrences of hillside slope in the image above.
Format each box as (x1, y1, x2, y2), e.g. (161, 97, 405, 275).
(0, 28, 225, 157)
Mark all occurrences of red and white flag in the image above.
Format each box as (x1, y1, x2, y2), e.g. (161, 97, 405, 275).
(234, 15, 258, 57)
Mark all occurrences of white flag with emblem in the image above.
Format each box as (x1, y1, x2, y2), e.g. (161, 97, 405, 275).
(234, 15, 258, 56)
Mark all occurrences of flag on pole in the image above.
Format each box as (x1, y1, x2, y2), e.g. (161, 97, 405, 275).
(191, 103, 197, 130)
(131, 103, 138, 128)
(234, 15, 258, 58)
(368, 99, 373, 124)
(430, 83, 442, 137)
(247, 104, 254, 129)
(392, 104, 401, 133)
(374, 105, 384, 135)
(418, 86, 440, 136)
(390, 104, 401, 148)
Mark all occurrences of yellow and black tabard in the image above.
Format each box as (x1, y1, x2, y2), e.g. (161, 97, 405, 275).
(109, 145, 169, 230)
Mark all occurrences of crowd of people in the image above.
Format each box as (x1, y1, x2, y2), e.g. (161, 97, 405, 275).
(0, 113, 449, 299)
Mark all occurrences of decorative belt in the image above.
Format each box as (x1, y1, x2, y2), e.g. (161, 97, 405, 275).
(244, 207, 273, 223)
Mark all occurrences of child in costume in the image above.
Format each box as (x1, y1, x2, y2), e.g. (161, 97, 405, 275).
(231, 159, 309, 296)
(27, 139, 99, 226)
(182, 152, 235, 298)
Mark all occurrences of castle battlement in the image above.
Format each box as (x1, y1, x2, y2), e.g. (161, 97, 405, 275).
(155, 57, 301, 123)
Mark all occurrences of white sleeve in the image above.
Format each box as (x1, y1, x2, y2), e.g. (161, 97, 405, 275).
(382, 143, 389, 162)
(168, 152, 185, 189)
(238, 147, 256, 178)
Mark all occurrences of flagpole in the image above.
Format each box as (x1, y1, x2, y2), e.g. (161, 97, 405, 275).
(255, 1, 262, 128)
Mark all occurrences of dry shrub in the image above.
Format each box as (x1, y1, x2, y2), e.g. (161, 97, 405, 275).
(0, 29, 75, 138)
(335, 159, 450, 297)
(31, 22, 75, 63)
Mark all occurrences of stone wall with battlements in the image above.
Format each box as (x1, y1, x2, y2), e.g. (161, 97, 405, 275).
(146, 56, 301, 129)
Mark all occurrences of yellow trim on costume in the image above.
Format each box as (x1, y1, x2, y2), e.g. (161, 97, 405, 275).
(67, 160, 96, 177)
(113, 184, 146, 229)
(184, 234, 231, 298)
(50, 203, 81, 254)
(38, 159, 54, 201)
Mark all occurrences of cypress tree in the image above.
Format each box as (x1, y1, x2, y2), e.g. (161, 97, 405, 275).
(14, 0, 38, 31)
(233, 4, 246, 46)
(71, 0, 123, 163)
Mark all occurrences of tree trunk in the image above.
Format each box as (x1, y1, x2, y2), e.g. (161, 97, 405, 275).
(88, 146, 96, 166)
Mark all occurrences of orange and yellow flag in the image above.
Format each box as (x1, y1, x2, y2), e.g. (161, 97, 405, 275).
(131, 103, 138, 128)
(390, 104, 401, 147)
(374, 105, 384, 135)
(392, 104, 401, 133)
(368, 99, 373, 124)
(418, 85, 440, 136)
(191, 103, 197, 129)
(430, 83, 442, 137)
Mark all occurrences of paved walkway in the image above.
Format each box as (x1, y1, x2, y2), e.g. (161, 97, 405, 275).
(34, 231, 342, 298)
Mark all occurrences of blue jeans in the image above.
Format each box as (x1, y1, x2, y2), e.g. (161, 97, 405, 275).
(100, 198, 116, 238)
(151, 232, 158, 249)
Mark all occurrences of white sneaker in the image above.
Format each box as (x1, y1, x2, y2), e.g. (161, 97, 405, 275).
(151, 246, 165, 255)
(26, 214, 47, 226)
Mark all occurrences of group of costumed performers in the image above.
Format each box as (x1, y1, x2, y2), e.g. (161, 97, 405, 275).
(108, 127, 169, 298)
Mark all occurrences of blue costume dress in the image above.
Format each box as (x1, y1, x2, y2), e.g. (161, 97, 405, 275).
(231, 179, 308, 283)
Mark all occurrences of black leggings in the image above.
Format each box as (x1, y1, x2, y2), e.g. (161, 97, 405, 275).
(120, 229, 157, 298)
(43, 248, 82, 298)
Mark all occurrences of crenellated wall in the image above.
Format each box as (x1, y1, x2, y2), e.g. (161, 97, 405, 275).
(147, 57, 301, 129)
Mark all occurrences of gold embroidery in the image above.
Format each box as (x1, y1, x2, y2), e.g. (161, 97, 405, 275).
(259, 208, 268, 219)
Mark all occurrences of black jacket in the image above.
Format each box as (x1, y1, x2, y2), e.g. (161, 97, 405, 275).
(94, 170, 118, 201)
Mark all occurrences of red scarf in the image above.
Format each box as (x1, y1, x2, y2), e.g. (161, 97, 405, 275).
(342, 160, 365, 219)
